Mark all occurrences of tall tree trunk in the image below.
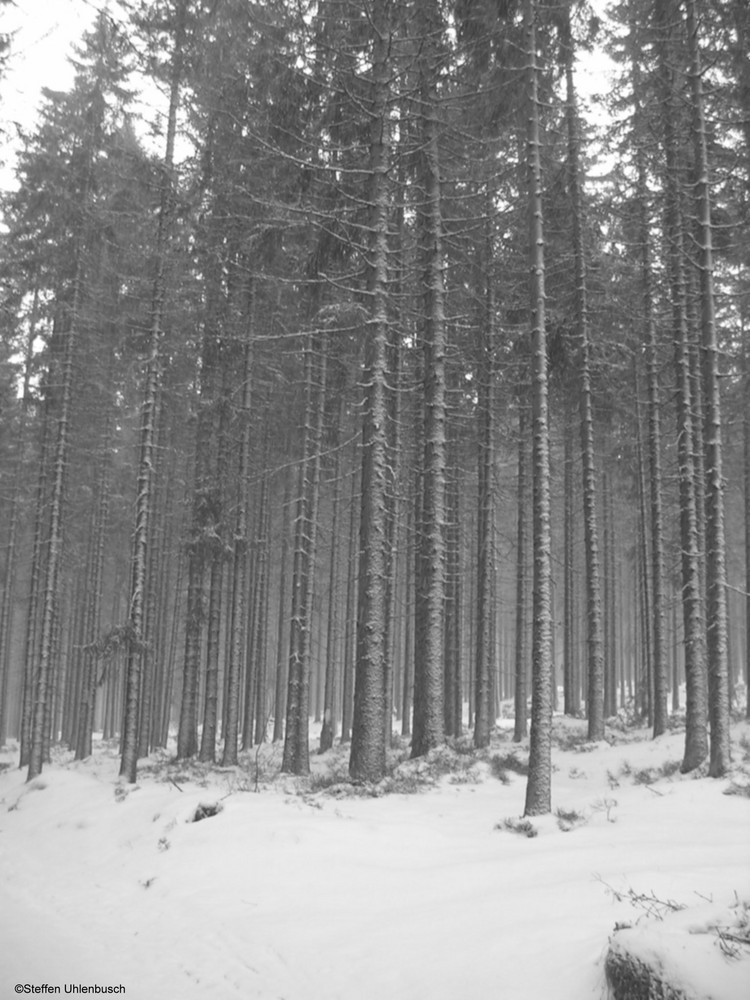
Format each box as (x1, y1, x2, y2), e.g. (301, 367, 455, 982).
(20, 393, 54, 768)
(562, 25, 605, 742)
(120, 6, 184, 781)
(629, 7, 668, 736)
(444, 446, 462, 738)
(0, 486, 18, 746)
(282, 328, 328, 775)
(411, 0, 446, 759)
(177, 240, 224, 761)
(349, 0, 392, 782)
(253, 460, 272, 744)
(634, 374, 653, 723)
(562, 409, 579, 717)
(340, 460, 359, 743)
(657, 3, 707, 772)
(198, 368, 231, 764)
(401, 496, 414, 737)
(744, 338, 750, 720)
(514, 400, 530, 741)
(474, 226, 495, 748)
(271, 467, 292, 743)
(320, 401, 343, 753)
(75, 417, 111, 759)
(523, 0, 553, 817)
(685, 0, 731, 776)
(222, 276, 255, 765)
(27, 277, 80, 781)
(733, 0, 750, 715)
(1, 296, 38, 747)
(383, 255, 403, 748)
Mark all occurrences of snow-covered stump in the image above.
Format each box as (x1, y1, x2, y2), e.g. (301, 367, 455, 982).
(605, 935, 691, 1000)
(604, 900, 750, 1000)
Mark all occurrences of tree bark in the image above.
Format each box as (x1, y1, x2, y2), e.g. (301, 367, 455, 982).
(319, 418, 342, 754)
(656, 3, 707, 772)
(27, 278, 78, 781)
(562, 24, 605, 741)
(685, 0, 731, 776)
(121, 4, 184, 780)
(282, 328, 327, 775)
(514, 400, 530, 741)
(272, 468, 292, 743)
(523, 0, 553, 817)
(349, 0, 392, 782)
(629, 7, 668, 735)
(411, 0, 447, 759)
(221, 277, 255, 764)
(475, 222, 495, 748)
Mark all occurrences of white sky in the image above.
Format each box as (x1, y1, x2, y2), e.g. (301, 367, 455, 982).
(1, 0, 98, 119)
(1, 0, 99, 186)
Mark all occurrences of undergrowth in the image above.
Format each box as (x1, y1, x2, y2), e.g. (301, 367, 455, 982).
(618, 759, 682, 786)
(489, 751, 529, 781)
(495, 817, 538, 838)
(555, 806, 587, 832)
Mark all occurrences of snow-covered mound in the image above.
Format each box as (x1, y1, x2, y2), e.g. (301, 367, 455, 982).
(606, 896, 750, 1000)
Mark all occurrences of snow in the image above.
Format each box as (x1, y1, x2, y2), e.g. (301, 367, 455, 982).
(1, 718, 748, 1000)
(608, 898, 750, 1000)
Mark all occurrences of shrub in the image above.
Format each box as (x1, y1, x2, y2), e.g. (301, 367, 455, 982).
(632, 760, 681, 785)
(555, 806, 587, 832)
(495, 817, 538, 838)
(723, 780, 750, 799)
(490, 751, 529, 777)
(191, 801, 223, 822)
(308, 759, 351, 792)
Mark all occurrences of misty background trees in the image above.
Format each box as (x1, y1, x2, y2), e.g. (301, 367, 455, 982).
(0, 0, 747, 812)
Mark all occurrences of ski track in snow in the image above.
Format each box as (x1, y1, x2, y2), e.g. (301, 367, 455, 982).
(0, 720, 748, 1000)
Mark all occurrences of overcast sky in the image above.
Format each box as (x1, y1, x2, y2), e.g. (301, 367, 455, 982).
(4, 0, 99, 115)
(1, 1, 113, 188)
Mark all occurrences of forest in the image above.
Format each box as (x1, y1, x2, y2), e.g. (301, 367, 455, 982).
(0, 0, 747, 817)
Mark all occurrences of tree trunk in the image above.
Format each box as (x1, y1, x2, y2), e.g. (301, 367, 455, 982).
(349, 0, 392, 781)
(27, 273, 80, 781)
(444, 445, 462, 738)
(523, 0, 553, 817)
(562, 27, 605, 742)
(340, 460, 359, 743)
(634, 378, 653, 723)
(745, 340, 750, 720)
(75, 417, 111, 760)
(121, 6, 184, 781)
(271, 467, 292, 743)
(253, 462, 272, 744)
(474, 231, 495, 748)
(320, 401, 343, 753)
(198, 367, 230, 764)
(657, 4, 707, 772)
(629, 7, 668, 736)
(282, 328, 327, 775)
(563, 409, 576, 717)
(411, 0, 446, 759)
(221, 275, 254, 767)
(514, 400, 530, 741)
(685, 0, 731, 777)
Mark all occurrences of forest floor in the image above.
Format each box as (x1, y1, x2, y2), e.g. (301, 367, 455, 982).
(0, 713, 748, 1000)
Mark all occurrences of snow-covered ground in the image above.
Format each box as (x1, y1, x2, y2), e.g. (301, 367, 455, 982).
(1, 717, 748, 1000)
